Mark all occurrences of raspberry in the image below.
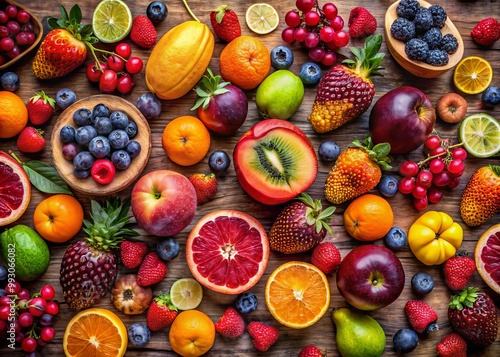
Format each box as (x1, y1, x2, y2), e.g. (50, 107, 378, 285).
(391, 18, 416, 42)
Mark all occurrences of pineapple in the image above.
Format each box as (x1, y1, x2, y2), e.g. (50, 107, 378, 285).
(60, 199, 139, 309)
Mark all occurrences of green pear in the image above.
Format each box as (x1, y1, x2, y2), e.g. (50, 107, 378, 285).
(332, 307, 386, 357)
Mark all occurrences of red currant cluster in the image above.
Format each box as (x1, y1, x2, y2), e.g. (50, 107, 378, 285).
(0, 5, 37, 65)
(398, 135, 467, 210)
(0, 282, 59, 355)
(86, 42, 144, 95)
(282, 0, 349, 66)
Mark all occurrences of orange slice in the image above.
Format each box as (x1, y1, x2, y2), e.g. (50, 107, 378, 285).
(453, 56, 492, 95)
(475, 224, 500, 295)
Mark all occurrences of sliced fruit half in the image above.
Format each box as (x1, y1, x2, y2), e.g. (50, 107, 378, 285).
(475, 224, 500, 295)
(453, 56, 492, 95)
(245, 3, 279, 35)
(92, 0, 133, 43)
(170, 278, 203, 310)
(459, 113, 500, 158)
(186, 210, 269, 295)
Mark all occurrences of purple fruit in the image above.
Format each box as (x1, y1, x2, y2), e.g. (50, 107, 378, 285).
(62, 142, 80, 161)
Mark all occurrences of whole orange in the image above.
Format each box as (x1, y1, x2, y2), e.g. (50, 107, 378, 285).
(0, 91, 28, 139)
(343, 194, 394, 241)
(169, 309, 215, 357)
(162, 116, 210, 166)
(219, 35, 271, 90)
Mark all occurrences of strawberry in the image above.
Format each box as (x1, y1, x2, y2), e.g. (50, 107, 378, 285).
(27, 91, 55, 125)
(189, 173, 218, 205)
(268, 192, 335, 254)
(210, 5, 241, 43)
(298, 345, 325, 357)
(214, 307, 245, 339)
(324, 135, 391, 205)
(136, 252, 167, 287)
(460, 165, 500, 226)
(120, 240, 149, 269)
(146, 293, 178, 331)
(405, 300, 439, 334)
(130, 15, 157, 49)
(308, 34, 384, 133)
(436, 333, 467, 357)
(348, 7, 377, 38)
(311, 242, 341, 274)
(448, 287, 498, 347)
(470, 18, 500, 46)
(16, 127, 46, 153)
(443, 251, 476, 291)
(247, 321, 279, 352)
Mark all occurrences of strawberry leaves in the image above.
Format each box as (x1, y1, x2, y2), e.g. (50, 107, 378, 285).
(352, 134, 392, 170)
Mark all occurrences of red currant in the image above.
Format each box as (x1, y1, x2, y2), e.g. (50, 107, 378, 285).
(399, 160, 419, 177)
(447, 159, 465, 175)
(0, 305, 11, 320)
(430, 146, 446, 156)
(125, 56, 144, 74)
(447, 176, 461, 189)
(18, 312, 34, 328)
(40, 327, 56, 342)
(0, 295, 12, 306)
(429, 158, 445, 174)
(281, 27, 295, 44)
(412, 185, 427, 199)
(320, 26, 335, 43)
(398, 176, 416, 194)
(296, 0, 315, 13)
(40, 285, 55, 301)
(304, 11, 320, 26)
(425, 135, 441, 150)
(433, 171, 452, 187)
(99, 69, 118, 93)
(22, 337, 37, 353)
(452, 147, 467, 160)
(332, 30, 349, 48)
(321, 51, 336, 66)
(331, 16, 344, 31)
(18, 287, 30, 299)
(115, 42, 131, 59)
(428, 188, 443, 204)
(6, 281, 21, 295)
(44, 301, 59, 315)
(322, 3, 338, 19)
(293, 27, 307, 42)
(28, 297, 46, 317)
(285, 10, 301, 28)
(413, 196, 428, 211)
(416, 170, 433, 188)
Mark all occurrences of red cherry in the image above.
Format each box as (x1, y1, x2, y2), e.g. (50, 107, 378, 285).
(125, 56, 143, 74)
(117, 73, 135, 94)
(40, 285, 55, 300)
(86, 62, 107, 83)
(115, 42, 131, 59)
(44, 301, 59, 315)
(40, 327, 56, 342)
(99, 69, 118, 93)
(91, 159, 116, 185)
(22, 337, 37, 353)
(28, 297, 46, 317)
(106, 55, 125, 72)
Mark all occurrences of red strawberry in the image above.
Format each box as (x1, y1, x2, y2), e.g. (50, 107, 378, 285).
(210, 5, 241, 42)
(471, 18, 500, 46)
(27, 91, 55, 125)
(189, 173, 218, 205)
(443, 251, 476, 291)
(215, 307, 245, 339)
(247, 321, 279, 352)
(311, 242, 341, 274)
(120, 240, 149, 269)
(130, 15, 157, 48)
(405, 300, 439, 334)
(436, 333, 467, 357)
(136, 252, 167, 287)
(348, 7, 377, 38)
(298, 345, 325, 357)
(146, 293, 178, 331)
(16, 127, 46, 153)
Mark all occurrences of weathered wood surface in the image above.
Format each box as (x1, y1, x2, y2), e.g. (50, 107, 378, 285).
(1, 0, 499, 356)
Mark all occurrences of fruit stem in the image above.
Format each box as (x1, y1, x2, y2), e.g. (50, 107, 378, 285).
(418, 142, 464, 167)
(8, 150, 23, 165)
(84, 41, 128, 72)
(182, 0, 200, 22)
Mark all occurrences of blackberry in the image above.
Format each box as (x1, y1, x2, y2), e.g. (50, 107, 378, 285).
(405, 38, 429, 61)
(426, 49, 449, 66)
(413, 8, 433, 34)
(429, 5, 447, 29)
(422, 27, 443, 49)
(440, 34, 459, 54)
(396, 0, 421, 20)
(391, 18, 416, 42)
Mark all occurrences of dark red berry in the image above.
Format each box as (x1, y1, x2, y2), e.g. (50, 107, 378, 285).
(90, 159, 116, 185)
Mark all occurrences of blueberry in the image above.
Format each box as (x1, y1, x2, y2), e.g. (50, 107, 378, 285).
(1, 71, 19, 91)
(299, 62, 322, 85)
(94, 116, 113, 136)
(156, 237, 180, 261)
(384, 227, 407, 251)
(75, 125, 97, 147)
(62, 142, 80, 161)
(481, 86, 500, 108)
(55, 88, 77, 110)
(209, 150, 231, 172)
(73, 151, 95, 171)
(73, 107, 92, 126)
(111, 150, 131, 170)
(59, 125, 76, 143)
(110, 110, 129, 129)
(0, 265, 7, 281)
(411, 271, 434, 295)
(146, 1, 168, 24)
(125, 140, 142, 159)
(378, 175, 399, 197)
(270, 45, 294, 69)
(92, 103, 110, 119)
(318, 140, 340, 161)
(127, 323, 151, 347)
(393, 328, 419, 354)
(0, 288, 6, 298)
(136, 92, 162, 120)
(88, 136, 111, 159)
(73, 168, 90, 179)
(235, 292, 258, 314)
(125, 120, 138, 138)
(108, 129, 129, 149)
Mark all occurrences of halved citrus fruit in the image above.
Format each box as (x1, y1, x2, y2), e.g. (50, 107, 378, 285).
(459, 113, 500, 158)
(245, 3, 279, 35)
(265, 261, 330, 329)
(453, 56, 492, 95)
(63, 308, 127, 357)
(170, 278, 203, 310)
(475, 224, 500, 295)
(0, 151, 30, 227)
(92, 0, 132, 43)
(186, 210, 269, 294)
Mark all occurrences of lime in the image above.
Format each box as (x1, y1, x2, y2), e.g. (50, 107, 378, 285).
(459, 113, 500, 158)
(170, 278, 203, 310)
(92, 0, 132, 43)
(245, 3, 279, 35)
(453, 56, 492, 95)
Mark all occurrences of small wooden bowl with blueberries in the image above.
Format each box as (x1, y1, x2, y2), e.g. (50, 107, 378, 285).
(51, 95, 152, 196)
(384, 0, 464, 78)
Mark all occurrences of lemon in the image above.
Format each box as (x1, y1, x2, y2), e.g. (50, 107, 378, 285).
(245, 3, 279, 35)
(453, 56, 492, 95)
(459, 113, 500, 158)
(170, 278, 203, 310)
(92, 0, 132, 43)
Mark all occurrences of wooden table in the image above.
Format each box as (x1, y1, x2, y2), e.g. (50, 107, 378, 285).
(1, 0, 499, 356)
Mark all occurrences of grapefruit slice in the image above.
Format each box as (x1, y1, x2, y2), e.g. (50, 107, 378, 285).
(0, 151, 30, 226)
(186, 210, 269, 294)
(475, 224, 500, 294)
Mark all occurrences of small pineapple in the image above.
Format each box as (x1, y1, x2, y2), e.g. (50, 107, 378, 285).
(60, 199, 139, 309)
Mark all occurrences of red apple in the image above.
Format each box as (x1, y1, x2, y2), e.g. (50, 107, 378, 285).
(131, 170, 197, 236)
(336, 244, 405, 311)
(369, 86, 436, 154)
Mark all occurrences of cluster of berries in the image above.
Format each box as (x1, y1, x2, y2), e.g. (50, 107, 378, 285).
(0, 4, 37, 65)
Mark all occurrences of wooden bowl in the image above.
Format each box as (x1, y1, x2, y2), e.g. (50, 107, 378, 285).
(51, 95, 152, 196)
(384, 0, 464, 78)
(0, 0, 43, 71)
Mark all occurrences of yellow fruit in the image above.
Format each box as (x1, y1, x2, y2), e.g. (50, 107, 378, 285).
(169, 310, 215, 357)
(453, 56, 492, 95)
(170, 278, 203, 310)
(92, 0, 132, 43)
(245, 3, 279, 35)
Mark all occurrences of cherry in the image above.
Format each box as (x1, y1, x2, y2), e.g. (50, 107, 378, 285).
(40, 285, 55, 300)
(107, 55, 125, 72)
(125, 56, 143, 74)
(44, 301, 59, 315)
(16, 10, 30, 24)
(0, 11, 8, 24)
(91, 159, 116, 185)
(115, 42, 131, 59)
(413, 196, 428, 211)
(399, 160, 419, 177)
(117, 73, 135, 94)
(18, 312, 34, 328)
(22, 337, 37, 353)
(5, 5, 17, 19)
(99, 69, 118, 93)
(398, 176, 416, 194)
(40, 327, 55, 342)
(29, 297, 46, 317)
(86, 62, 107, 83)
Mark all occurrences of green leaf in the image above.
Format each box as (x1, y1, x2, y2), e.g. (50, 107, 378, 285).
(60, 5, 69, 22)
(69, 4, 82, 24)
(23, 160, 72, 195)
(372, 143, 391, 157)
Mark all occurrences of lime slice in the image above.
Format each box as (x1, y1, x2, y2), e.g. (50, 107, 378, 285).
(459, 113, 500, 158)
(92, 0, 132, 43)
(245, 3, 279, 35)
(170, 278, 203, 310)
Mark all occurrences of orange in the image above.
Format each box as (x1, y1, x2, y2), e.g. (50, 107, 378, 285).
(219, 35, 271, 90)
(475, 224, 500, 295)
(169, 309, 215, 357)
(453, 56, 492, 95)
(63, 308, 127, 357)
(265, 261, 330, 329)
(0, 91, 28, 139)
(343, 193, 394, 241)
(162, 115, 210, 166)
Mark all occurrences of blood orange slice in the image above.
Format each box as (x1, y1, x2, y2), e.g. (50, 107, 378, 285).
(0, 151, 30, 226)
(186, 210, 269, 294)
(475, 224, 500, 294)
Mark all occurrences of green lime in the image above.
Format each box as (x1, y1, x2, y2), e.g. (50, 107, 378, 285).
(92, 0, 132, 43)
(459, 113, 500, 158)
